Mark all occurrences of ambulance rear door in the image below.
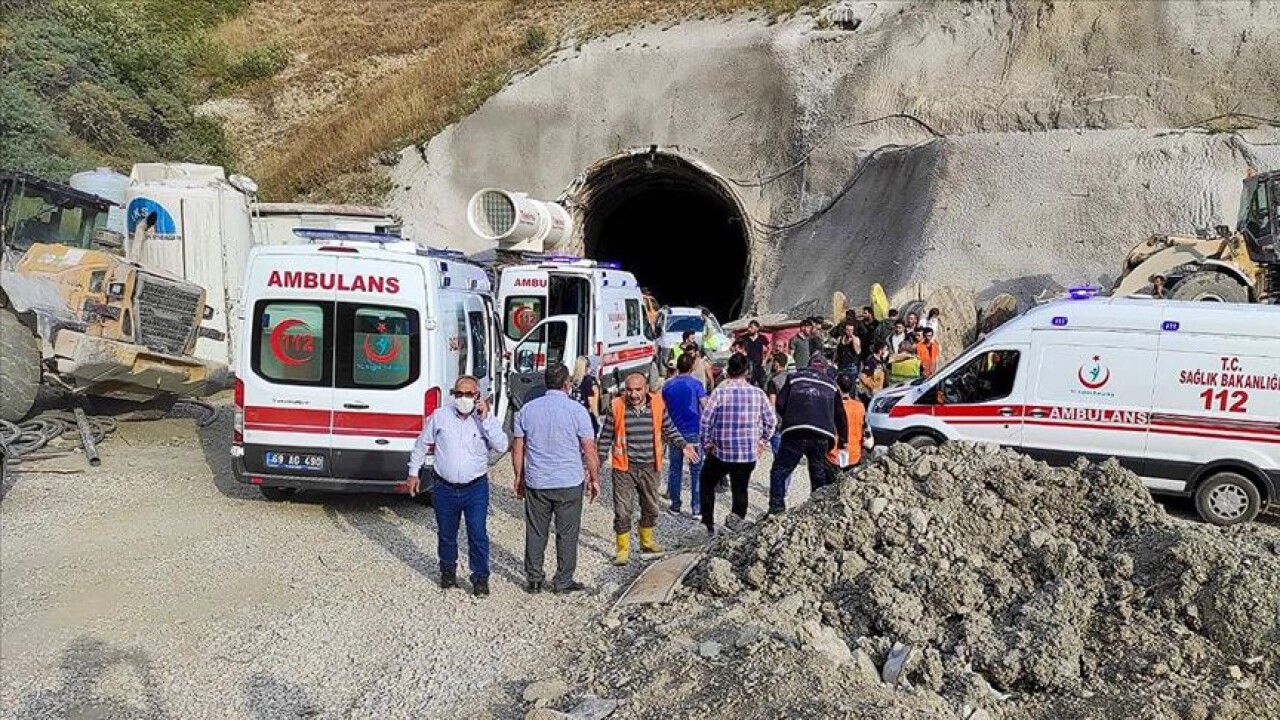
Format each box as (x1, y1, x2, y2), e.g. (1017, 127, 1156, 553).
(241, 252, 336, 479)
(329, 257, 428, 481)
(499, 268, 549, 356)
(507, 315, 580, 410)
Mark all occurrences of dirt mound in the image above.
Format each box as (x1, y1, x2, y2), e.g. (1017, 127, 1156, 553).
(561, 443, 1280, 719)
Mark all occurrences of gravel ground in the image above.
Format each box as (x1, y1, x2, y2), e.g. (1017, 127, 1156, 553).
(0, 404, 812, 719)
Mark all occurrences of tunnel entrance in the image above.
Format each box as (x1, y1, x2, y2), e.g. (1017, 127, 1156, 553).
(579, 151, 749, 321)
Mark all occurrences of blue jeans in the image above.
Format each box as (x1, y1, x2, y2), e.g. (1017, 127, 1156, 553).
(433, 476, 490, 582)
(667, 431, 703, 512)
(770, 430, 782, 454)
(769, 431, 834, 512)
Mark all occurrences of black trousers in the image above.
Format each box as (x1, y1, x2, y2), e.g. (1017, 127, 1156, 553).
(699, 453, 755, 529)
(769, 430, 835, 512)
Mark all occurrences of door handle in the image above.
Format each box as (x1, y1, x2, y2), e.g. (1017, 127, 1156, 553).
(998, 407, 1016, 417)
(343, 401, 369, 410)
(1028, 409, 1047, 418)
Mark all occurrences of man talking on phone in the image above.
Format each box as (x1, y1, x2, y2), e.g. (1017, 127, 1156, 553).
(406, 375, 508, 597)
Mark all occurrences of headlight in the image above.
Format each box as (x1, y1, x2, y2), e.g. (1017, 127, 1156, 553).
(870, 395, 903, 414)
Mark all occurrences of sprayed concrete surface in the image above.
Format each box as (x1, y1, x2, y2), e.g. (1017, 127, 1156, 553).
(391, 0, 1280, 314)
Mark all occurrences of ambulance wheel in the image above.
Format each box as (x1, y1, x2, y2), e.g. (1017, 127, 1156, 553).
(259, 486, 297, 502)
(1194, 472, 1261, 526)
(905, 435, 939, 449)
(1170, 271, 1249, 303)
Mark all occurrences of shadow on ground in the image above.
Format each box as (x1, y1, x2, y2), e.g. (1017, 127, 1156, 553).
(16, 637, 167, 719)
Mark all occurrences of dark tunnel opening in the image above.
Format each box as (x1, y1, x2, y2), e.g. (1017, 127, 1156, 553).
(580, 153, 748, 321)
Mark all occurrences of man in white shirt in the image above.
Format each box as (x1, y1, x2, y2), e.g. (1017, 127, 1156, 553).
(406, 375, 508, 597)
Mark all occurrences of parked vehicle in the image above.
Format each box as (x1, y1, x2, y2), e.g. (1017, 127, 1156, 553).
(1, 169, 224, 422)
(496, 254, 658, 409)
(232, 231, 503, 500)
(867, 292, 1280, 526)
(654, 305, 730, 371)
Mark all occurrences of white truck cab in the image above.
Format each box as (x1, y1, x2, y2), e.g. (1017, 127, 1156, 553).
(232, 231, 505, 500)
(497, 254, 657, 408)
(868, 293, 1280, 526)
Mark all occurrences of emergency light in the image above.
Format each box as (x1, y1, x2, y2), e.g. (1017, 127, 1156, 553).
(1067, 285, 1101, 300)
(292, 228, 402, 244)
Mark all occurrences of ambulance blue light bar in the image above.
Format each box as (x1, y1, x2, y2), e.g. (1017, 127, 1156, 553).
(1067, 285, 1100, 300)
(292, 228, 403, 243)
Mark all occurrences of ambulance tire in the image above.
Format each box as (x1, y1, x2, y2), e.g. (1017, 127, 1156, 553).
(905, 435, 939, 450)
(259, 486, 297, 502)
(1169, 271, 1249, 303)
(1194, 472, 1261, 526)
(0, 308, 41, 423)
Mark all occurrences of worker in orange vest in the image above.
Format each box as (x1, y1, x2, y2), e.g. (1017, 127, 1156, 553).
(596, 372, 697, 564)
(916, 326, 942, 378)
(829, 374, 874, 471)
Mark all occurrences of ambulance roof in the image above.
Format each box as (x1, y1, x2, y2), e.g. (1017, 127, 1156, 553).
(504, 261, 639, 286)
(250, 242, 491, 292)
(998, 295, 1280, 339)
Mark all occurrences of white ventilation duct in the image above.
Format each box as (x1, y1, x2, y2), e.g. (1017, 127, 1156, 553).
(466, 188, 571, 251)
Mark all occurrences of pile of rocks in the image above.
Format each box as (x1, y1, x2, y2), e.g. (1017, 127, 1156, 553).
(559, 443, 1280, 719)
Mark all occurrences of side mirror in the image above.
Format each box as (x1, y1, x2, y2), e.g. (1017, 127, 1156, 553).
(515, 349, 535, 373)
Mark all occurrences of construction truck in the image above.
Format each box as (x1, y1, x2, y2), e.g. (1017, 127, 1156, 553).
(1111, 170, 1278, 302)
(0, 170, 227, 422)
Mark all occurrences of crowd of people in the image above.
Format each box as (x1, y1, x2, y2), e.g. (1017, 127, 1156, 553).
(404, 305, 948, 598)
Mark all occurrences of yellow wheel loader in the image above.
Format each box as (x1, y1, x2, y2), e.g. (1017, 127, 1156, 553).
(1112, 170, 1278, 303)
(0, 170, 227, 422)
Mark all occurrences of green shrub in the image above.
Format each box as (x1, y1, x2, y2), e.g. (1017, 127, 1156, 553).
(0, 0, 241, 181)
(225, 41, 290, 87)
(521, 25, 549, 55)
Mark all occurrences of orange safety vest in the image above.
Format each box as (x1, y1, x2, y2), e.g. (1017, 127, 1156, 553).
(610, 393, 665, 471)
(827, 396, 866, 468)
(917, 341, 941, 377)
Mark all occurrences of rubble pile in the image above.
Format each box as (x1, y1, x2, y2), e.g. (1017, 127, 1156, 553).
(564, 443, 1280, 719)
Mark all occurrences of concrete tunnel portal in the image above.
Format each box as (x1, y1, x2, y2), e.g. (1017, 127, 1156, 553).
(578, 151, 749, 321)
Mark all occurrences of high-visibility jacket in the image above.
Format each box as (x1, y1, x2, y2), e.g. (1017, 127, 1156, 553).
(827, 396, 867, 468)
(610, 393, 665, 471)
(917, 341, 941, 377)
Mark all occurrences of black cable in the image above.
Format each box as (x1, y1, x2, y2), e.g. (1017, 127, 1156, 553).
(724, 112, 944, 188)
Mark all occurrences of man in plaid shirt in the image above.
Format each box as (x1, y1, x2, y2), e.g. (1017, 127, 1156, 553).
(698, 354, 777, 533)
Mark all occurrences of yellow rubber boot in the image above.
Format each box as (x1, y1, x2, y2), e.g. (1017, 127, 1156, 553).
(639, 526, 662, 554)
(614, 533, 631, 565)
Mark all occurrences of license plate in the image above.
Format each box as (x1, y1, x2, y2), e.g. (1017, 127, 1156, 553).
(264, 451, 325, 472)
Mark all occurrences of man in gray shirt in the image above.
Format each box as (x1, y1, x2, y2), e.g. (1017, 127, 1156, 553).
(406, 375, 509, 597)
(512, 363, 601, 594)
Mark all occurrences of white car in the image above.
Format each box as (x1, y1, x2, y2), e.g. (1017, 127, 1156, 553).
(656, 306, 730, 370)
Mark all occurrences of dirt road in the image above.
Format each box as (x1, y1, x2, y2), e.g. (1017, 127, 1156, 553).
(0, 406, 744, 719)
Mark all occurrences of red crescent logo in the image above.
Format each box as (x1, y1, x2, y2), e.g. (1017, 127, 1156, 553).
(363, 334, 401, 363)
(1077, 364, 1111, 389)
(513, 306, 538, 334)
(269, 318, 313, 366)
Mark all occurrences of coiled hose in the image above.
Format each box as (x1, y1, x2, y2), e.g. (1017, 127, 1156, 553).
(0, 411, 117, 461)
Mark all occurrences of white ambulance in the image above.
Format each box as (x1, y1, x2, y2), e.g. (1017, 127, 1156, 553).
(231, 231, 504, 500)
(867, 293, 1280, 526)
(497, 255, 657, 408)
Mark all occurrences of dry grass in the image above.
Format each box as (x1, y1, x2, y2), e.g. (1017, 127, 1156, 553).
(212, 0, 810, 201)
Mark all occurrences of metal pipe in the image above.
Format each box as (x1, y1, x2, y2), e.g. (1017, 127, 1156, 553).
(73, 407, 101, 467)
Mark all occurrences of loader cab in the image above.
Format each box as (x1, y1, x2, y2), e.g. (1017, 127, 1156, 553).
(0, 170, 114, 255)
(1238, 171, 1279, 264)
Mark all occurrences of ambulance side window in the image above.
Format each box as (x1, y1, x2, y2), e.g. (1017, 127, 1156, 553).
(506, 296, 544, 341)
(467, 310, 488, 378)
(625, 299, 642, 337)
(939, 350, 1021, 405)
(336, 303, 420, 389)
(253, 301, 331, 385)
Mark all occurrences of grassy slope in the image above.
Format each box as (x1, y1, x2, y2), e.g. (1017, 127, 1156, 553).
(211, 0, 810, 203)
(0, 0, 247, 180)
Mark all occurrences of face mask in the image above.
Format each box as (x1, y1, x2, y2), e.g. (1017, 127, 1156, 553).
(454, 396, 476, 415)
